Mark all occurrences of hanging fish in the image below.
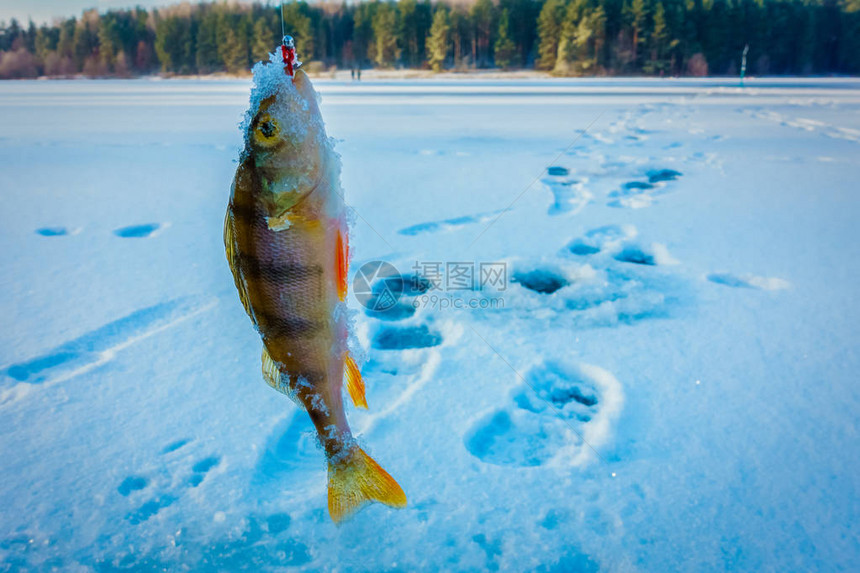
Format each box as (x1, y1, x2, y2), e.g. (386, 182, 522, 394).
(224, 39, 406, 523)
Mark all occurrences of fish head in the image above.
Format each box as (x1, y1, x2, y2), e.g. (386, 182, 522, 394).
(243, 68, 329, 214)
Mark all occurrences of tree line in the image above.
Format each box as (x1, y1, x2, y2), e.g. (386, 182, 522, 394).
(1, 0, 858, 79)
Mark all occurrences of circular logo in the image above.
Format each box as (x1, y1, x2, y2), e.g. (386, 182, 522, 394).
(352, 261, 404, 311)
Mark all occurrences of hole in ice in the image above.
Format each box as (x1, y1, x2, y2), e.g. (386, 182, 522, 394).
(372, 325, 442, 350)
(114, 223, 160, 238)
(35, 227, 68, 236)
(547, 166, 569, 176)
(647, 168, 682, 183)
(513, 269, 569, 294)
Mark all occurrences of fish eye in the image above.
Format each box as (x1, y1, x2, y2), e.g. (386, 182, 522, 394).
(259, 121, 276, 138)
(252, 113, 281, 148)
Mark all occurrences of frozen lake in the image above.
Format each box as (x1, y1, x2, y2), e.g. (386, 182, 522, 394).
(1, 77, 858, 571)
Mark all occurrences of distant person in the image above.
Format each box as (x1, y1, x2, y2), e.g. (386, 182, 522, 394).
(351, 69, 355, 81)
(357, 68, 361, 81)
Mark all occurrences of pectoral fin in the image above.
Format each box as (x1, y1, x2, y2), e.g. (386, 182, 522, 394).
(262, 346, 288, 395)
(344, 352, 367, 409)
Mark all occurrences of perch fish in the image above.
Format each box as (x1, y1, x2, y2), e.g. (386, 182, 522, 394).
(224, 49, 406, 523)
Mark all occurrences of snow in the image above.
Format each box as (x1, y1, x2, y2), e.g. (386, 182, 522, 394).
(1, 76, 859, 571)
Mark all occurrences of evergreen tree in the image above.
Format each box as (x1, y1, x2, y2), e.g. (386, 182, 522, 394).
(494, 8, 516, 68)
(426, 7, 450, 71)
(252, 15, 277, 62)
(72, 14, 97, 69)
(627, 0, 646, 70)
(448, 8, 470, 67)
(399, 0, 419, 66)
(98, 15, 119, 70)
(555, 0, 588, 75)
(282, 3, 314, 61)
(56, 19, 75, 59)
(0, 0, 857, 79)
(196, 9, 220, 73)
(591, 5, 606, 71)
(216, 12, 248, 74)
(645, 2, 669, 74)
(34, 26, 54, 61)
(372, 3, 400, 67)
(470, 0, 494, 67)
(353, 2, 376, 65)
(537, 0, 565, 70)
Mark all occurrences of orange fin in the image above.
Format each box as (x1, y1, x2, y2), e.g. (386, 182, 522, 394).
(336, 229, 348, 301)
(345, 353, 368, 409)
(328, 447, 407, 524)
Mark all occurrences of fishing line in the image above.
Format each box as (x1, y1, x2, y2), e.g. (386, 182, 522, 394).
(280, 0, 285, 39)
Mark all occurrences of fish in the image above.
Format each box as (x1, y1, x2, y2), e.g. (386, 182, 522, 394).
(223, 52, 406, 524)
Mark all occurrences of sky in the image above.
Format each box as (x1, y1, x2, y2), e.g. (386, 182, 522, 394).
(0, 0, 224, 25)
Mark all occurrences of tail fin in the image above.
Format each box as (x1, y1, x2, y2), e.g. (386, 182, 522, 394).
(327, 447, 407, 524)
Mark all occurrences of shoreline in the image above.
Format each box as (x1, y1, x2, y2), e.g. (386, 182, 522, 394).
(5, 70, 859, 83)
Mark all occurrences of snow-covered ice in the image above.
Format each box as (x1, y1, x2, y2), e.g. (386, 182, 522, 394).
(0, 77, 859, 571)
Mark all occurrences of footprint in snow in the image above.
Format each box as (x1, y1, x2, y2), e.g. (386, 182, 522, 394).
(607, 168, 682, 209)
(2, 297, 212, 388)
(464, 359, 623, 468)
(117, 476, 148, 496)
(647, 168, 682, 183)
(372, 324, 443, 350)
(35, 226, 75, 237)
(707, 272, 790, 291)
(566, 224, 637, 256)
(512, 267, 569, 295)
(361, 272, 432, 322)
(398, 211, 504, 237)
(499, 225, 684, 327)
(114, 223, 162, 238)
(188, 456, 221, 487)
(255, 411, 320, 485)
(565, 224, 678, 266)
(360, 270, 444, 349)
(93, 505, 309, 569)
(118, 439, 220, 525)
(161, 438, 191, 454)
(542, 166, 592, 216)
